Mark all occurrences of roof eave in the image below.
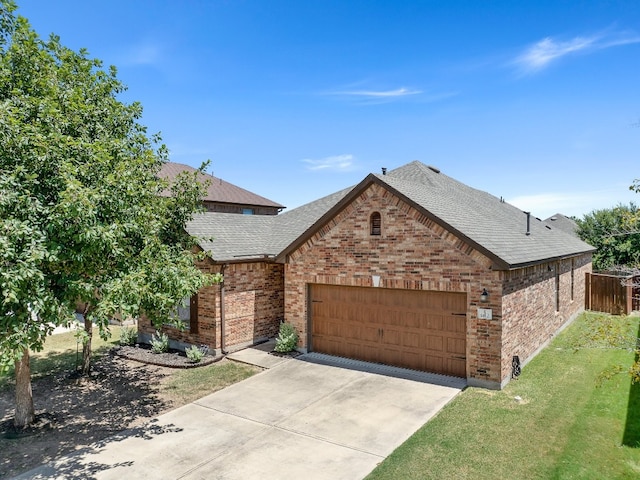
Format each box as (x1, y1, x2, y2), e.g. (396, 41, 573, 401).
(498, 248, 596, 271)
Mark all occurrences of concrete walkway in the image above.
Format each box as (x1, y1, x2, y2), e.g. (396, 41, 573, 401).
(16, 343, 464, 480)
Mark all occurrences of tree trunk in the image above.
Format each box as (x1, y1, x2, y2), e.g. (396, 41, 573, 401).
(81, 314, 93, 375)
(14, 348, 35, 429)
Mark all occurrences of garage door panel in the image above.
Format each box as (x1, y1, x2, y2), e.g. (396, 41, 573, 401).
(356, 343, 379, 363)
(380, 347, 403, 366)
(401, 351, 423, 371)
(323, 321, 345, 337)
(360, 325, 379, 342)
(448, 359, 466, 377)
(403, 331, 420, 349)
(447, 338, 466, 356)
(311, 284, 467, 378)
(425, 355, 444, 373)
(404, 312, 420, 328)
(424, 335, 444, 352)
(314, 337, 342, 356)
(382, 328, 401, 346)
(423, 315, 443, 330)
(444, 317, 466, 333)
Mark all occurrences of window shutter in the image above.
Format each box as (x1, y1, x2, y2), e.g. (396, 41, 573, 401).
(190, 294, 199, 333)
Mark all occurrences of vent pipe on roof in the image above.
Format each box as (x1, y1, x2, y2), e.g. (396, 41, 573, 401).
(525, 212, 531, 236)
(381, 167, 387, 175)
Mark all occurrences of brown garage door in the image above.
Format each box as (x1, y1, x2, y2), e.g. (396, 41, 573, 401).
(310, 284, 467, 377)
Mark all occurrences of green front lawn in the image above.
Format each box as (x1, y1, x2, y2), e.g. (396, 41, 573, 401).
(367, 312, 640, 480)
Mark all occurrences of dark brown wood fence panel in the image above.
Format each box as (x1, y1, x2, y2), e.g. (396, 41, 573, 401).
(585, 272, 636, 315)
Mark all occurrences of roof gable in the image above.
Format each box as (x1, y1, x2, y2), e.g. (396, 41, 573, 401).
(374, 163, 594, 268)
(187, 161, 594, 268)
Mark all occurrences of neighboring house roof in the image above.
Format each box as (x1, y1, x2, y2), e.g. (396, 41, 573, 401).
(159, 162, 285, 209)
(544, 213, 579, 237)
(187, 161, 595, 268)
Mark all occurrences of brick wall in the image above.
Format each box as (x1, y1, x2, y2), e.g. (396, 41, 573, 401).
(223, 262, 284, 349)
(138, 260, 221, 350)
(501, 253, 591, 383)
(285, 183, 504, 385)
(284, 182, 592, 388)
(139, 260, 284, 352)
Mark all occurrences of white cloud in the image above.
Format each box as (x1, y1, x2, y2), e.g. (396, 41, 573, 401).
(322, 85, 428, 104)
(514, 30, 640, 74)
(302, 154, 356, 172)
(333, 87, 422, 98)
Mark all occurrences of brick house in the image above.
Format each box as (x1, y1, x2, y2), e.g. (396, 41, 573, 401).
(142, 161, 594, 389)
(159, 162, 284, 215)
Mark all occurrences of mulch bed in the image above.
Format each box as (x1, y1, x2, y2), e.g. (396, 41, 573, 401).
(113, 344, 221, 368)
(114, 341, 303, 368)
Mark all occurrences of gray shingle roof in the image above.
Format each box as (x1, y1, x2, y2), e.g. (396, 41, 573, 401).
(186, 187, 351, 261)
(187, 160, 594, 268)
(376, 162, 593, 268)
(187, 213, 275, 261)
(544, 213, 579, 237)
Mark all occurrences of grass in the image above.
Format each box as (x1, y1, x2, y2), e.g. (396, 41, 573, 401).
(366, 312, 640, 480)
(160, 360, 260, 404)
(0, 325, 124, 389)
(0, 327, 261, 401)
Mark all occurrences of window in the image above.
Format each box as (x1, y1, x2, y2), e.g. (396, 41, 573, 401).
(570, 259, 575, 302)
(242, 208, 254, 215)
(555, 265, 560, 312)
(171, 295, 199, 332)
(370, 212, 381, 236)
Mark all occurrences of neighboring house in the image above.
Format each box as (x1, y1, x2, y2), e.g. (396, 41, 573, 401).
(159, 162, 285, 215)
(545, 213, 579, 237)
(140, 161, 594, 389)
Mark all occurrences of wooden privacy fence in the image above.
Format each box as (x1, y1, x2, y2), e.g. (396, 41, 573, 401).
(585, 272, 640, 315)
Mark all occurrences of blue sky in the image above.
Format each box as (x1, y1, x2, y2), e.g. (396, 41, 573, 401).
(17, 0, 640, 219)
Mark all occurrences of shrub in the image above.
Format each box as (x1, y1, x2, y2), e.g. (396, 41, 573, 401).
(150, 330, 169, 354)
(119, 326, 138, 346)
(186, 345, 206, 363)
(274, 322, 298, 353)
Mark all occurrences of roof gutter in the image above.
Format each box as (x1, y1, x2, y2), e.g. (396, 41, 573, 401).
(220, 263, 228, 355)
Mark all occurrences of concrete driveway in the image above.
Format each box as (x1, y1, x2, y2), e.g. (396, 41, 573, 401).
(17, 354, 464, 480)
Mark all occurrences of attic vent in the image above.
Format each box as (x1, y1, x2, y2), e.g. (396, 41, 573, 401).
(370, 212, 382, 236)
(427, 165, 441, 173)
(545, 225, 552, 230)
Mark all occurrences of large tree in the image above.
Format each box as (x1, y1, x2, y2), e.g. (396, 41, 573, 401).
(575, 203, 640, 271)
(0, 1, 218, 428)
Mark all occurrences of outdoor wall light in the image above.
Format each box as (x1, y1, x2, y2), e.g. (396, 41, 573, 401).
(480, 288, 489, 303)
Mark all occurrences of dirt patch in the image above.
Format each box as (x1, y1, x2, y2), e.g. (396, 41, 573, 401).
(0, 348, 231, 479)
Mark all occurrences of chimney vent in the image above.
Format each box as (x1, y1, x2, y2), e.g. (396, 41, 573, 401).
(381, 167, 387, 175)
(525, 212, 531, 236)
